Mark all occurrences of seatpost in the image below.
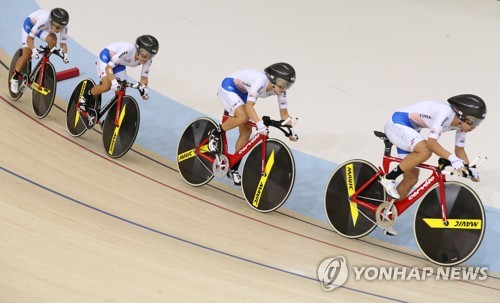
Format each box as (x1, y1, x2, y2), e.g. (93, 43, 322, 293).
(383, 139, 393, 157)
(374, 131, 393, 157)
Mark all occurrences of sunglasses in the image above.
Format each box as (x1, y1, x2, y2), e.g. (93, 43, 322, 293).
(138, 48, 155, 60)
(275, 78, 293, 90)
(462, 115, 484, 127)
(51, 21, 63, 30)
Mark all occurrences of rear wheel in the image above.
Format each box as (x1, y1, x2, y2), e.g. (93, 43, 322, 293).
(32, 61, 56, 118)
(66, 79, 97, 137)
(324, 160, 384, 238)
(241, 138, 295, 212)
(177, 117, 220, 186)
(102, 96, 140, 158)
(414, 181, 485, 266)
(8, 48, 30, 101)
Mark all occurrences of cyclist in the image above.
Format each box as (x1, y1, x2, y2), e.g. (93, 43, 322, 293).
(208, 63, 299, 186)
(77, 35, 159, 127)
(380, 94, 486, 203)
(10, 8, 70, 94)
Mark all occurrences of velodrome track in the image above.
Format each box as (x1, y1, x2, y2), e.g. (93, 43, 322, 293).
(1, 48, 500, 302)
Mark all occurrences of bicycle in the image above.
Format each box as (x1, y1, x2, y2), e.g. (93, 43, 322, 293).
(8, 45, 65, 118)
(324, 131, 486, 266)
(177, 115, 296, 212)
(65, 78, 141, 159)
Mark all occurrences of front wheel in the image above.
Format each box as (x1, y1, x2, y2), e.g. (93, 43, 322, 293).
(324, 160, 384, 238)
(66, 79, 97, 137)
(414, 181, 485, 266)
(177, 117, 220, 186)
(102, 96, 140, 158)
(32, 61, 56, 118)
(241, 138, 295, 213)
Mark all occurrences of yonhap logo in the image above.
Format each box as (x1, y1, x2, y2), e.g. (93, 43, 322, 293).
(317, 255, 488, 290)
(317, 256, 349, 291)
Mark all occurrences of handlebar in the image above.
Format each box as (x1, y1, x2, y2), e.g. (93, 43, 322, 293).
(116, 79, 140, 89)
(439, 156, 487, 179)
(114, 79, 148, 98)
(38, 45, 64, 59)
(262, 116, 297, 139)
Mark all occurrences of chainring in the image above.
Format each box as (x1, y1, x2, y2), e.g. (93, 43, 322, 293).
(375, 202, 398, 228)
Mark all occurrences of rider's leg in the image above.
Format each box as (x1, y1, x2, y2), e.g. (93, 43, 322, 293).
(90, 77, 112, 96)
(398, 141, 432, 172)
(396, 168, 420, 199)
(208, 104, 248, 153)
(225, 122, 251, 186)
(11, 47, 31, 94)
(45, 33, 57, 49)
(13, 28, 35, 75)
(381, 120, 427, 199)
(234, 120, 252, 150)
(233, 124, 252, 168)
(13, 47, 31, 75)
(221, 105, 248, 132)
(384, 140, 431, 199)
(11, 29, 33, 93)
(394, 141, 430, 198)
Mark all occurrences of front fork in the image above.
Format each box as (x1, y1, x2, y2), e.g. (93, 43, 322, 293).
(438, 181, 449, 226)
(260, 136, 267, 175)
(114, 90, 125, 126)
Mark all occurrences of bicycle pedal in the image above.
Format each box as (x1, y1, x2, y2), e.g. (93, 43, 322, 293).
(19, 79, 28, 94)
(383, 227, 398, 236)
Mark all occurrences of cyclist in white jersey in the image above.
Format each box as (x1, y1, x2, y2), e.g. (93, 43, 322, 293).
(208, 63, 299, 185)
(379, 95, 487, 234)
(10, 8, 70, 94)
(77, 35, 159, 127)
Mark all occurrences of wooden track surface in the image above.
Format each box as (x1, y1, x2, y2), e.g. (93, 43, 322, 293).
(1, 49, 499, 302)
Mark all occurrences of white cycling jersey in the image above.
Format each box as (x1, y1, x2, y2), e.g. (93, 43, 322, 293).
(21, 9, 68, 47)
(384, 100, 466, 155)
(218, 69, 287, 116)
(96, 42, 152, 80)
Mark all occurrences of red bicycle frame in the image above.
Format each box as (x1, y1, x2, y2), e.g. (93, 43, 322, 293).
(197, 115, 269, 174)
(95, 84, 130, 127)
(350, 143, 450, 224)
(30, 50, 53, 93)
(35, 55, 49, 85)
(113, 89, 125, 127)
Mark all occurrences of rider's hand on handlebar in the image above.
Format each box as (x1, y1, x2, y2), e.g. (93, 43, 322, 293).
(138, 84, 149, 100)
(467, 165, 480, 182)
(31, 48, 40, 60)
(288, 127, 299, 141)
(449, 154, 467, 176)
(256, 120, 269, 135)
(111, 79, 120, 91)
(63, 52, 69, 64)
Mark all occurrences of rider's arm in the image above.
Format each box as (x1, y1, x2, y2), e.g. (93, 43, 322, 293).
(455, 146, 471, 164)
(105, 65, 116, 81)
(279, 108, 290, 121)
(245, 101, 260, 123)
(427, 137, 453, 159)
(60, 43, 68, 54)
(26, 36, 36, 51)
(60, 27, 68, 53)
(139, 76, 148, 87)
(140, 59, 151, 80)
(427, 138, 470, 164)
